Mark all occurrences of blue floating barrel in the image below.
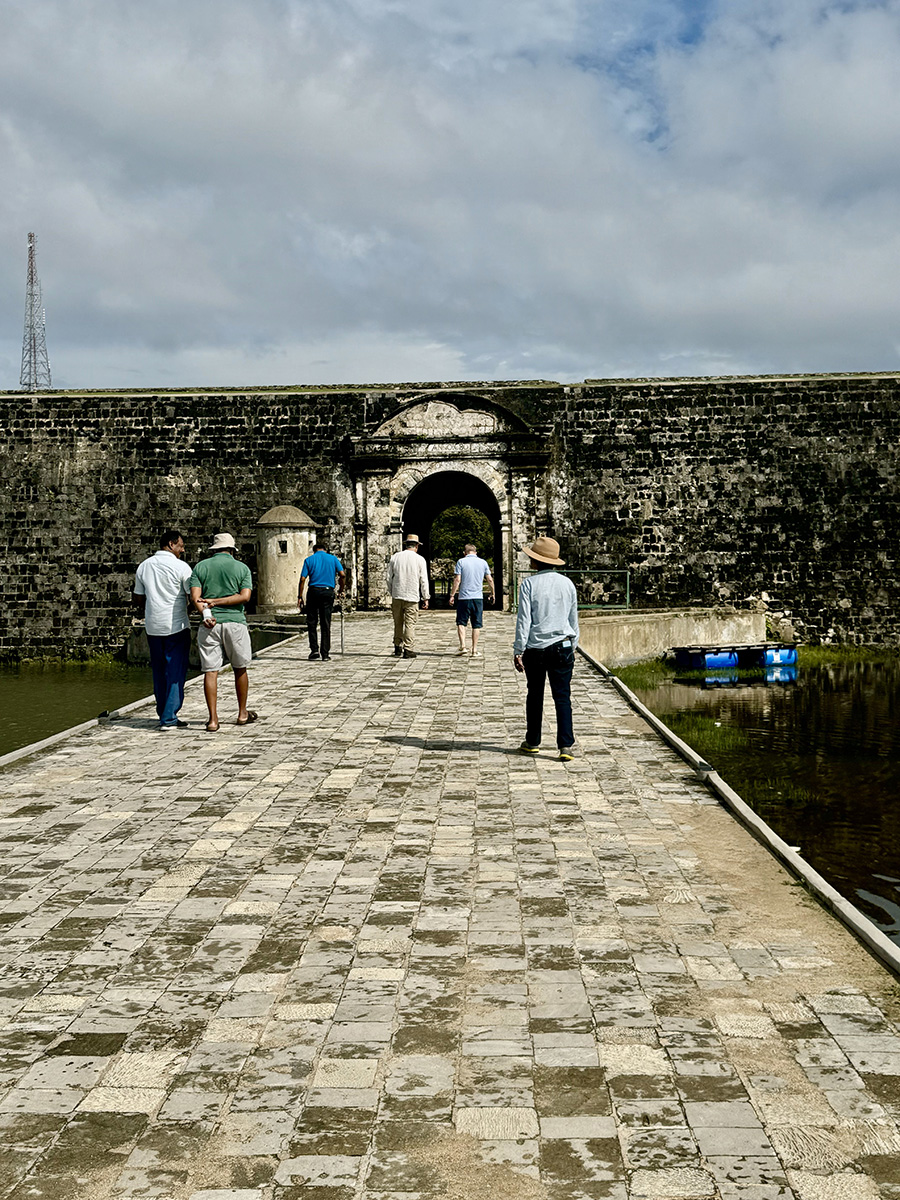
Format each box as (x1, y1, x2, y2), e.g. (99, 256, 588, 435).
(704, 650, 739, 669)
(675, 649, 739, 670)
(765, 647, 798, 666)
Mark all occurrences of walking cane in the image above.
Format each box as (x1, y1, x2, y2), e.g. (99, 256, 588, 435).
(339, 601, 345, 655)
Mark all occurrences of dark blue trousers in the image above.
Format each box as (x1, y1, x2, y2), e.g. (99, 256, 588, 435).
(523, 641, 575, 749)
(147, 629, 191, 726)
(307, 586, 336, 656)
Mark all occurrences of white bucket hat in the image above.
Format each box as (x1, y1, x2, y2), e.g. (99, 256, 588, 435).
(208, 532, 237, 552)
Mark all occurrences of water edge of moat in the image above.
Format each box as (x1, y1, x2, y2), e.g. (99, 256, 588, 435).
(617, 648, 900, 944)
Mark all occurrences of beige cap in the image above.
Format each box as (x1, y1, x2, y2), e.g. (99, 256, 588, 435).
(403, 533, 420, 544)
(208, 532, 237, 552)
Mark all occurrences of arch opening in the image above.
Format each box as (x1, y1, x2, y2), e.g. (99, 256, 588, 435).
(402, 471, 503, 608)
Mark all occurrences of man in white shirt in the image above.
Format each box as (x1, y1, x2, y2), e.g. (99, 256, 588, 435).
(387, 534, 429, 659)
(513, 536, 579, 761)
(449, 543, 494, 657)
(133, 530, 194, 729)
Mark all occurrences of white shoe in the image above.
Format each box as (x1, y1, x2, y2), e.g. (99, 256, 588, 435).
(456, 647, 468, 656)
(471, 650, 482, 658)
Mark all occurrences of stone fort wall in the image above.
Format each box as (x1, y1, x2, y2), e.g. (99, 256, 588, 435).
(0, 374, 896, 659)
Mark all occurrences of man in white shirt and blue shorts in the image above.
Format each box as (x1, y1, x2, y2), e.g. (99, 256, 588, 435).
(449, 543, 494, 657)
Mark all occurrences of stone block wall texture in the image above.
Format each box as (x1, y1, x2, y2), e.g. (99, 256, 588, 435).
(0, 374, 896, 659)
(550, 375, 898, 647)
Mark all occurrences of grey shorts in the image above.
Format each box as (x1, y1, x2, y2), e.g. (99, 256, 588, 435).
(198, 622, 253, 672)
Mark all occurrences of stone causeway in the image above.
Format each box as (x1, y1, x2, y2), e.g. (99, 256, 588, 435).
(1, 613, 899, 1199)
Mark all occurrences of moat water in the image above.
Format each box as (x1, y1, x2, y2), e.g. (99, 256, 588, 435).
(619, 653, 900, 945)
(0, 629, 290, 758)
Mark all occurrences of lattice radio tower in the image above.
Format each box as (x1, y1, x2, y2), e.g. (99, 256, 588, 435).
(20, 232, 52, 391)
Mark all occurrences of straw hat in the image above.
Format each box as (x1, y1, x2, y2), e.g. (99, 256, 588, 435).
(208, 532, 237, 552)
(523, 536, 564, 565)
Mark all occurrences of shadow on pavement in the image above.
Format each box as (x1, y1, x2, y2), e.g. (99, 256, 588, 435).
(380, 734, 521, 755)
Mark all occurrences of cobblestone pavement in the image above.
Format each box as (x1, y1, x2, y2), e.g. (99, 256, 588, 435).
(2, 612, 900, 1200)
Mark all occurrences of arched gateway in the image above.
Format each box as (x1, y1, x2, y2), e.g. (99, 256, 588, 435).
(348, 393, 551, 609)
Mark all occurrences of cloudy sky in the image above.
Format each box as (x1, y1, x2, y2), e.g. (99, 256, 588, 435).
(2, 0, 900, 389)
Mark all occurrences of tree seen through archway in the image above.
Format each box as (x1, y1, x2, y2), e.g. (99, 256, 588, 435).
(430, 505, 494, 570)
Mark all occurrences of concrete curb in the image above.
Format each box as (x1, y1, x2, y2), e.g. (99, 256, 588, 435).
(578, 645, 900, 978)
(0, 633, 302, 773)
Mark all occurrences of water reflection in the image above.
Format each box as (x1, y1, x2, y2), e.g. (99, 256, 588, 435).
(0, 660, 159, 759)
(624, 657, 900, 944)
(0, 628, 291, 759)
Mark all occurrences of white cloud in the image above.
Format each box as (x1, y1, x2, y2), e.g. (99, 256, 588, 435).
(2, 0, 900, 387)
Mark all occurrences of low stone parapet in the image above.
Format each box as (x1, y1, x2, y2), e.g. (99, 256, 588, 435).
(578, 606, 766, 667)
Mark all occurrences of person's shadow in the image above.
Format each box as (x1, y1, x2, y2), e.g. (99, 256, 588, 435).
(379, 734, 521, 755)
(104, 715, 172, 730)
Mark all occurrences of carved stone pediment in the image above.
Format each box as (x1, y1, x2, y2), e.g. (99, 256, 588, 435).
(375, 400, 510, 439)
(350, 397, 547, 471)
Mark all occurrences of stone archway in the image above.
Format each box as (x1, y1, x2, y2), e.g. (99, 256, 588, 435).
(348, 394, 551, 609)
(401, 470, 504, 607)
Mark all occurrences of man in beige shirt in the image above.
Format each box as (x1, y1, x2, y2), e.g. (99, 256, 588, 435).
(387, 534, 430, 658)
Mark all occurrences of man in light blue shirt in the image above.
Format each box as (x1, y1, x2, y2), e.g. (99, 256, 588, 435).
(299, 543, 346, 662)
(513, 536, 579, 761)
(449, 543, 494, 657)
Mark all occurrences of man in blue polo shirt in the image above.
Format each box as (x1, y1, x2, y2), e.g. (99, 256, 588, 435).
(298, 543, 346, 661)
(449, 543, 494, 658)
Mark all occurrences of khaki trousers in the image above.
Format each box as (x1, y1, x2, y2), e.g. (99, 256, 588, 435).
(392, 599, 419, 650)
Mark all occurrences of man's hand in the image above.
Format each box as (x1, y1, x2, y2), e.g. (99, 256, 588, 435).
(421, 600, 429, 610)
(514, 654, 525, 673)
(449, 594, 457, 605)
(297, 598, 305, 612)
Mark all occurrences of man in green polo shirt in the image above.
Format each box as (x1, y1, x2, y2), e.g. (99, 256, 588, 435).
(189, 532, 256, 732)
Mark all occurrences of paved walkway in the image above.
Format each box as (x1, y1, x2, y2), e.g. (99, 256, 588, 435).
(2, 612, 900, 1200)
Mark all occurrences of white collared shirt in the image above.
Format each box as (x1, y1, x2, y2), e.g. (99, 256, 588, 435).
(387, 549, 429, 602)
(134, 550, 194, 636)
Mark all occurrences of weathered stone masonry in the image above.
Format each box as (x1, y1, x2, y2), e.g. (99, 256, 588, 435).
(0, 373, 896, 659)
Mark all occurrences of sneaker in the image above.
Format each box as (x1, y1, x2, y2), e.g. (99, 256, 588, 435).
(519, 741, 540, 754)
(321, 654, 331, 661)
(308, 651, 321, 660)
(456, 647, 468, 656)
(403, 649, 417, 658)
(393, 646, 403, 657)
(557, 746, 576, 761)
(471, 650, 483, 658)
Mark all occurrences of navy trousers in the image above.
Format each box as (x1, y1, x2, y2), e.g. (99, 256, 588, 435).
(523, 641, 575, 749)
(147, 628, 191, 726)
(307, 586, 336, 656)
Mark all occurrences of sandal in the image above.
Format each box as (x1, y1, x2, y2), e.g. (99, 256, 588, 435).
(205, 721, 220, 733)
(236, 711, 259, 726)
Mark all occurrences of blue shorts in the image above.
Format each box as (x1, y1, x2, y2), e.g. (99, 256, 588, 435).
(456, 598, 484, 628)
